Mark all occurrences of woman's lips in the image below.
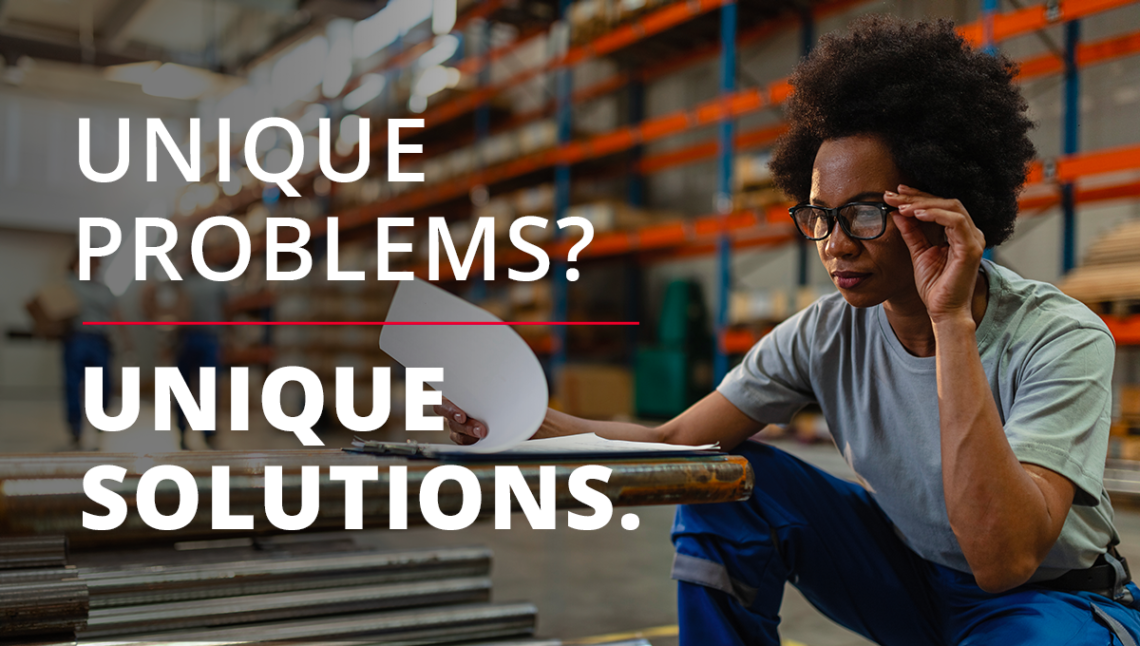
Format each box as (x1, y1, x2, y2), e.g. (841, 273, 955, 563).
(832, 271, 871, 289)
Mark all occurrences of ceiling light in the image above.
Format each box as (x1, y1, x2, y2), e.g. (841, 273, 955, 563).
(432, 0, 457, 35)
(105, 61, 160, 85)
(418, 35, 459, 69)
(343, 74, 386, 111)
(413, 66, 460, 98)
(338, 114, 362, 145)
(222, 176, 242, 196)
(142, 63, 216, 100)
(297, 103, 328, 133)
(323, 19, 354, 98)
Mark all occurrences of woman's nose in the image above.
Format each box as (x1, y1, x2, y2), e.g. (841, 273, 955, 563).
(822, 223, 860, 258)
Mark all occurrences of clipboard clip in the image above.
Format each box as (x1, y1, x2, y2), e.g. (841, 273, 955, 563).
(349, 438, 429, 457)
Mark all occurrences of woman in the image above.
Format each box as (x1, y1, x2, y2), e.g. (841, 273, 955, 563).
(439, 16, 1136, 644)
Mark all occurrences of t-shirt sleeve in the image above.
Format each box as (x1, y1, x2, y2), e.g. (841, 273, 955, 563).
(1004, 326, 1115, 506)
(716, 305, 817, 424)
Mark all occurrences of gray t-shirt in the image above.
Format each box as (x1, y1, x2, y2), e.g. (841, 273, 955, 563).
(182, 273, 229, 332)
(68, 275, 116, 327)
(719, 260, 1117, 579)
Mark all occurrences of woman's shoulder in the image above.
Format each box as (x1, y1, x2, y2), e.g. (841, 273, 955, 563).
(983, 260, 1113, 349)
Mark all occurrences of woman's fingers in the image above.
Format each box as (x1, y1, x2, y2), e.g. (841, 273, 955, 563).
(436, 396, 488, 443)
(891, 212, 933, 259)
(445, 417, 487, 439)
(434, 397, 467, 424)
(450, 430, 480, 446)
(911, 208, 985, 255)
(887, 186, 985, 253)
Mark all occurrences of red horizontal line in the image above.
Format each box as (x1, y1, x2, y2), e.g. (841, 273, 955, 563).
(84, 321, 640, 327)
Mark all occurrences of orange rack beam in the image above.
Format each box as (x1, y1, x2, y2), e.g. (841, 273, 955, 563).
(1019, 28, 1140, 80)
(1103, 315, 1140, 346)
(958, 0, 1139, 45)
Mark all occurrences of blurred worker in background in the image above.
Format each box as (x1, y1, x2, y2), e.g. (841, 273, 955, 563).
(62, 253, 128, 449)
(142, 251, 228, 450)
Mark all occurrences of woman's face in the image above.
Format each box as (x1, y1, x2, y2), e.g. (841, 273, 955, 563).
(810, 134, 920, 309)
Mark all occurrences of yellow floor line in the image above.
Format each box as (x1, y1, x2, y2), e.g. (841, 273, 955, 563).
(566, 625, 810, 646)
(565, 624, 679, 644)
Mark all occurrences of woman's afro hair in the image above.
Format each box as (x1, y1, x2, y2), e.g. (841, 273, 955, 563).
(768, 15, 1035, 248)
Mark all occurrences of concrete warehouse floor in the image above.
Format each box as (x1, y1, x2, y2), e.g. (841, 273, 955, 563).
(4, 397, 1140, 645)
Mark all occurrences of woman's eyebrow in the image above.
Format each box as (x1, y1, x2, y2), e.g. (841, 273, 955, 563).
(847, 191, 887, 202)
(811, 190, 887, 207)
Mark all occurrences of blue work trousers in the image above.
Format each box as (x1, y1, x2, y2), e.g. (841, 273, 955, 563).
(672, 441, 1140, 645)
(63, 332, 111, 440)
(176, 330, 220, 438)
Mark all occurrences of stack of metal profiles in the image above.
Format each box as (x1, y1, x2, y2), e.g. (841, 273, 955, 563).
(0, 536, 550, 645)
(0, 450, 751, 644)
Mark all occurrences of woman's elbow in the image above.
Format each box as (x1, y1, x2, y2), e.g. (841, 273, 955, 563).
(971, 554, 1039, 593)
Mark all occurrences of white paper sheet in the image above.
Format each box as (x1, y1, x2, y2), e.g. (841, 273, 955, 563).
(379, 279, 549, 453)
(378, 279, 719, 457)
(423, 433, 719, 457)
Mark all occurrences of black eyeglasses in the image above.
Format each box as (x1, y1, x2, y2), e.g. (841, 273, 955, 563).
(789, 202, 896, 241)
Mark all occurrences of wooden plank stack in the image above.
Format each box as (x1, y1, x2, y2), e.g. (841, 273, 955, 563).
(1060, 218, 1140, 461)
(1057, 219, 1140, 312)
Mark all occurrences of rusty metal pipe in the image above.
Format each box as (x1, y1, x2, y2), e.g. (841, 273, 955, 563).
(0, 452, 752, 547)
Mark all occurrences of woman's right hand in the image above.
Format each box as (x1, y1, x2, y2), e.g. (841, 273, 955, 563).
(433, 397, 488, 446)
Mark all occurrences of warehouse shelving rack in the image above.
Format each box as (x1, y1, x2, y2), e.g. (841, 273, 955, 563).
(187, 0, 1140, 381)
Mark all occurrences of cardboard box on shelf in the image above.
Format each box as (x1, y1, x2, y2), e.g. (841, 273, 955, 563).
(32, 281, 80, 322)
(733, 152, 774, 191)
(509, 281, 553, 310)
(1112, 420, 1132, 437)
(558, 364, 633, 419)
(423, 157, 448, 184)
(1120, 385, 1140, 418)
(565, 201, 654, 233)
(729, 289, 789, 325)
(489, 32, 548, 85)
(612, 0, 658, 24)
(569, 0, 612, 45)
(480, 132, 519, 166)
(733, 187, 788, 212)
(1110, 436, 1140, 461)
(447, 147, 477, 178)
(795, 286, 823, 312)
(481, 298, 512, 321)
(474, 197, 516, 240)
(518, 120, 557, 155)
(513, 184, 555, 217)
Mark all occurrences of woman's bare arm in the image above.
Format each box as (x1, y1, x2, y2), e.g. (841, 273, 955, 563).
(435, 391, 764, 450)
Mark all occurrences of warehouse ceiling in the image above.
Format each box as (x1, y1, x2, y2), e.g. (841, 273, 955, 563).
(0, 0, 386, 72)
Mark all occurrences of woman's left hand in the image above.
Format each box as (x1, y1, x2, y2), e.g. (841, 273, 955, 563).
(884, 184, 986, 324)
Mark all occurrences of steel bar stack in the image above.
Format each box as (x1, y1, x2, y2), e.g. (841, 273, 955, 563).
(0, 537, 542, 645)
(0, 450, 752, 644)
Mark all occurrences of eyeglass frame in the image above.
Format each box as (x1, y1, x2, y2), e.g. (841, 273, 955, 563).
(788, 201, 898, 241)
